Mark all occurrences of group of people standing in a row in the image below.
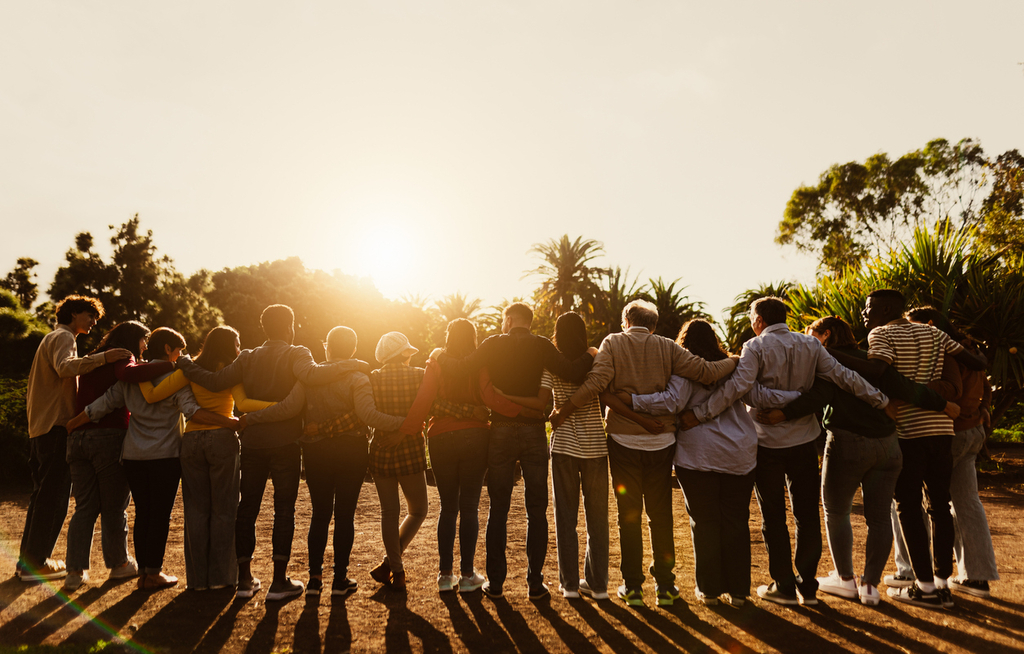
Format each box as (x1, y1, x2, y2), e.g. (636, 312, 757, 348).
(17, 289, 997, 612)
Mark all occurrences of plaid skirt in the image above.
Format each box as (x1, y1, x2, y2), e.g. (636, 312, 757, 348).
(369, 431, 427, 478)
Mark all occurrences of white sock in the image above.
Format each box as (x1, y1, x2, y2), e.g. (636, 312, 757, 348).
(934, 578, 948, 589)
(917, 580, 936, 593)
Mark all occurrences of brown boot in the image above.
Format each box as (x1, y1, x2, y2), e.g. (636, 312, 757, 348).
(141, 571, 178, 590)
(390, 570, 407, 591)
(370, 559, 391, 585)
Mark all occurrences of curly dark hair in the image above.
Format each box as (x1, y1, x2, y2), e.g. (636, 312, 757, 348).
(55, 295, 104, 325)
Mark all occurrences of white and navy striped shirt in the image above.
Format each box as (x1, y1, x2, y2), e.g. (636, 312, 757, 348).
(867, 320, 963, 439)
(542, 370, 607, 459)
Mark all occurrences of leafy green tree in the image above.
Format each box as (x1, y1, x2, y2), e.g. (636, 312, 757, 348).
(977, 149, 1024, 256)
(525, 235, 607, 322)
(721, 281, 794, 352)
(1, 258, 40, 309)
(639, 277, 711, 340)
(777, 138, 1011, 275)
(787, 225, 1024, 427)
(0, 289, 49, 375)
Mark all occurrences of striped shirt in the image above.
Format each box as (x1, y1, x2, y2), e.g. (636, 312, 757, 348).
(867, 320, 964, 439)
(541, 370, 607, 459)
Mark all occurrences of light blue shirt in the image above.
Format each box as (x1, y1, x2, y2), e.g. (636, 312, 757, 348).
(85, 373, 202, 460)
(692, 323, 889, 449)
(634, 374, 800, 474)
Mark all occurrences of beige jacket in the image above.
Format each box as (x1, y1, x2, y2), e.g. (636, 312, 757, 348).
(570, 327, 737, 436)
(26, 325, 106, 437)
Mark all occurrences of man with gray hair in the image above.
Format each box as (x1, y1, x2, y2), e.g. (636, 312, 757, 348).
(550, 299, 737, 607)
(678, 296, 889, 606)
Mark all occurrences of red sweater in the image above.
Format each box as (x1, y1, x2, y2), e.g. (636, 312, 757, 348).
(400, 360, 522, 437)
(75, 357, 175, 431)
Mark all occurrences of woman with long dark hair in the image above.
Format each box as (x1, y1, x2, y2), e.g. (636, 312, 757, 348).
(137, 325, 274, 591)
(624, 319, 799, 606)
(400, 319, 527, 593)
(69, 327, 239, 590)
(62, 321, 175, 591)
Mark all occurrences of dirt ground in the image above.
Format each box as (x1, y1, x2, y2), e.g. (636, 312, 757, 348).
(1, 446, 1023, 654)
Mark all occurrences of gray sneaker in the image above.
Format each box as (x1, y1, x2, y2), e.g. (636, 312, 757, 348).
(236, 576, 262, 599)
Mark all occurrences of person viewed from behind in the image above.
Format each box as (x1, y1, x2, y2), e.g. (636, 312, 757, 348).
(678, 298, 890, 607)
(841, 290, 987, 609)
(477, 312, 609, 600)
(435, 302, 596, 600)
(757, 315, 957, 606)
(399, 318, 530, 595)
(366, 332, 434, 591)
(20, 295, 128, 583)
(138, 325, 274, 591)
(240, 326, 408, 598)
(176, 304, 365, 601)
(64, 320, 176, 591)
(68, 328, 239, 590)
(905, 306, 998, 599)
(550, 300, 739, 608)
(619, 319, 799, 607)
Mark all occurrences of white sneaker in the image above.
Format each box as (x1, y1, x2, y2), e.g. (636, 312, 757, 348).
(438, 574, 459, 592)
(694, 588, 719, 605)
(817, 571, 858, 600)
(883, 574, 915, 588)
(578, 579, 609, 600)
(109, 558, 139, 580)
(561, 585, 581, 599)
(859, 582, 880, 606)
(64, 570, 89, 591)
(458, 572, 485, 593)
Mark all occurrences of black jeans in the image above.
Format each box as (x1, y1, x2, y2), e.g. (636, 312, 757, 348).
(754, 441, 821, 597)
(894, 434, 954, 583)
(430, 427, 490, 575)
(485, 423, 548, 589)
(303, 436, 368, 577)
(236, 443, 301, 563)
(677, 467, 755, 598)
(608, 438, 676, 589)
(20, 426, 72, 570)
(122, 458, 182, 574)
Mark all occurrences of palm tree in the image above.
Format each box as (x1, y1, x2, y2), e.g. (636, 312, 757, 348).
(434, 292, 483, 324)
(525, 235, 607, 321)
(639, 277, 711, 339)
(722, 281, 795, 352)
(595, 266, 643, 335)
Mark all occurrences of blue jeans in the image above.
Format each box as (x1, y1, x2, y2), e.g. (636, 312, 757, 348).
(303, 435, 368, 577)
(485, 422, 548, 590)
(821, 429, 902, 587)
(236, 443, 301, 562)
(65, 428, 131, 572)
(551, 454, 609, 594)
(429, 427, 490, 575)
(181, 428, 240, 589)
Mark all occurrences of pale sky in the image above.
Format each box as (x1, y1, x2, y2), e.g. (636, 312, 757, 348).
(3, 1, 1022, 320)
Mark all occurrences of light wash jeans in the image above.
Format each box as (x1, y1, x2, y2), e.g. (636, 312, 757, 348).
(821, 429, 902, 587)
(65, 428, 131, 572)
(892, 425, 999, 581)
(180, 428, 240, 588)
(551, 453, 609, 594)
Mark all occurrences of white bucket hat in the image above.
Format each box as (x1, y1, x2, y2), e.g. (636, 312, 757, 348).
(375, 331, 419, 364)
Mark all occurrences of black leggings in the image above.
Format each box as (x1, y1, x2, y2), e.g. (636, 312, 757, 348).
(123, 458, 181, 573)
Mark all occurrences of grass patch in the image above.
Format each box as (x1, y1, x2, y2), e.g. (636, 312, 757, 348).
(991, 428, 1024, 444)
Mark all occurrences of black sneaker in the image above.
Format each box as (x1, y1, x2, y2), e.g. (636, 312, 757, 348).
(332, 577, 357, 597)
(656, 585, 680, 606)
(886, 583, 942, 609)
(482, 581, 503, 598)
(528, 583, 550, 601)
(936, 587, 954, 609)
(949, 577, 991, 598)
(306, 577, 323, 596)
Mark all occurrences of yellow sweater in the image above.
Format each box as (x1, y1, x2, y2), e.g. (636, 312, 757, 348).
(140, 369, 275, 432)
